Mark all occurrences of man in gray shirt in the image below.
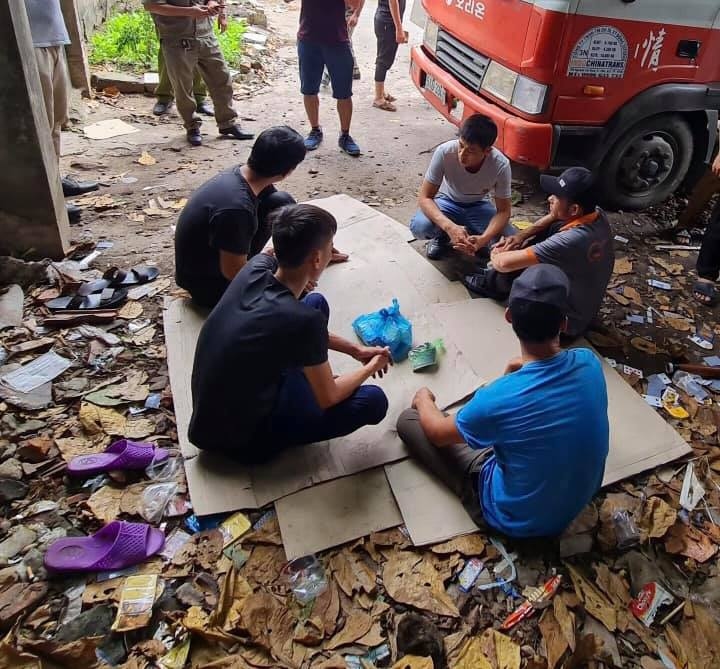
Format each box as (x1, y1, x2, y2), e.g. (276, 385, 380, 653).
(24, 0, 98, 220)
(463, 167, 614, 338)
(410, 114, 513, 260)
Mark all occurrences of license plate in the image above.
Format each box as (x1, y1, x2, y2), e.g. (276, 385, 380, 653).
(424, 74, 447, 105)
(451, 99, 464, 121)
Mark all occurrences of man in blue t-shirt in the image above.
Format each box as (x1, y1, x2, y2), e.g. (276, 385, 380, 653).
(397, 264, 609, 537)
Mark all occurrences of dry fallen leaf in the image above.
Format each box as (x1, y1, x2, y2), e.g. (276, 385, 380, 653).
(614, 257, 633, 275)
(86, 485, 124, 523)
(118, 301, 144, 320)
(138, 151, 157, 166)
(638, 497, 677, 541)
(665, 317, 693, 332)
(241, 544, 285, 586)
(623, 286, 643, 305)
(326, 610, 373, 650)
(383, 550, 459, 618)
(566, 564, 617, 632)
(312, 580, 341, 637)
(665, 602, 720, 669)
(480, 629, 521, 669)
(329, 550, 377, 598)
(539, 608, 569, 669)
(665, 522, 718, 563)
(391, 656, 434, 669)
(631, 337, 658, 355)
(79, 403, 126, 436)
(430, 534, 485, 556)
(54, 436, 108, 462)
(553, 595, 576, 652)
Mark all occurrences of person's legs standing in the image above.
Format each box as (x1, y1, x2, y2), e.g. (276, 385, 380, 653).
(298, 40, 325, 150)
(396, 408, 488, 526)
(161, 39, 201, 139)
(34, 45, 68, 160)
(324, 43, 360, 156)
(695, 198, 720, 305)
(155, 46, 209, 114)
(195, 36, 240, 131)
(373, 18, 399, 108)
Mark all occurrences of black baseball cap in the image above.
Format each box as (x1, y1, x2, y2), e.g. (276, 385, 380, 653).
(540, 167, 595, 202)
(509, 265, 570, 312)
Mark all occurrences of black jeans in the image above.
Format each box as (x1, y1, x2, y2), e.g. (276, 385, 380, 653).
(396, 408, 491, 528)
(697, 196, 720, 281)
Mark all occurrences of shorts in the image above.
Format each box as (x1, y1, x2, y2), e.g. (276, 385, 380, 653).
(298, 39, 353, 99)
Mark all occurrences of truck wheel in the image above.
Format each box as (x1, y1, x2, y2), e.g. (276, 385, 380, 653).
(597, 114, 694, 210)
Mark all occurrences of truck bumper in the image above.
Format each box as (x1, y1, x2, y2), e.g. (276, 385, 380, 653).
(410, 46, 554, 168)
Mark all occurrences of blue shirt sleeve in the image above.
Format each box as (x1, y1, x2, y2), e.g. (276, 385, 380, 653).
(455, 387, 497, 449)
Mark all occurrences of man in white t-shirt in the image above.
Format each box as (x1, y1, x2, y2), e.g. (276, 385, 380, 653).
(410, 114, 513, 260)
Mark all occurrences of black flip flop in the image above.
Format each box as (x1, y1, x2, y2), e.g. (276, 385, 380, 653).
(103, 266, 159, 287)
(693, 280, 718, 306)
(463, 269, 493, 296)
(45, 287, 128, 311)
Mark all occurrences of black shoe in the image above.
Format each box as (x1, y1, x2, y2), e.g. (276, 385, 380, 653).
(61, 176, 98, 197)
(219, 125, 254, 140)
(187, 128, 202, 146)
(153, 100, 174, 116)
(66, 202, 81, 223)
(425, 234, 450, 260)
(462, 270, 489, 295)
(196, 99, 214, 116)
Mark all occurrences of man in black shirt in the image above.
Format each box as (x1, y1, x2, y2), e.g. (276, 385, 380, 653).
(174, 126, 305, 308)
(189, 204, 391, 463)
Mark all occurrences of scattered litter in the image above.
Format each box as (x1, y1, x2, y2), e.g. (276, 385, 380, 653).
(622, 365, 643, 379)
(283, 554, 328, 604)
(84, 118, 139, 140)
(614, 235, 629, 244)
(500, 575, 562, 630)
(648, 279, 672, 291)
(138, 151, 157, 166)
(112, 574, 158, 631)
(218, 511, 251, 548)
(630, 582, 673, 626)
(679, 462, 705, 512)
(690, 334, 714, 350)
(0, 351, 72, 393)
(613, 510, 640, 549)
(457, 557, 484, 592)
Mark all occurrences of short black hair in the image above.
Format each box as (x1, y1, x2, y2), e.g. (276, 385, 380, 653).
(247, 126, 306, 178)
(271, 204, 337, 268)
(567, 190, 599, 215)
(459, 114, 498, 149)
(509, 298, 565, 343)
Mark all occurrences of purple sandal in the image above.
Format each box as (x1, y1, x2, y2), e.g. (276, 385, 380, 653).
(67, 439, 169, 477)
(44, 521, 165, 573)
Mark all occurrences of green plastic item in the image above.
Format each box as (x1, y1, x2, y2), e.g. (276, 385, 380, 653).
(408, 339, 445, 372)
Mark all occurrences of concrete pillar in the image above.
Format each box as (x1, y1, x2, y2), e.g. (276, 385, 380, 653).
(60, 0, 91, 97)
(0, 1, 70, 260)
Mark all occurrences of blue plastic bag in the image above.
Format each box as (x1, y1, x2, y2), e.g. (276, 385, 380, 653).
(352, 298, 413, 361)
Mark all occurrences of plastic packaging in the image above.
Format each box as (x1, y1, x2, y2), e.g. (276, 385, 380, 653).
(146, 453, 182, 482)
(140, 482, 178, 523)
(352, 298, 413, 362)
(613, 509, 640, 549)
(282, 554, 328, 604)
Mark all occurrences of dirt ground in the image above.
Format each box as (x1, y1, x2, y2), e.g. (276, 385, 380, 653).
(62, 0, 543, 275)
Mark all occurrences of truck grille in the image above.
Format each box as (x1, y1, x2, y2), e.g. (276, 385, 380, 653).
(435, 29, 489, 92)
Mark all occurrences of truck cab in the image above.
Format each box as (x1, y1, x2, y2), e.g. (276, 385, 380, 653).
(410, 0, 720, 209)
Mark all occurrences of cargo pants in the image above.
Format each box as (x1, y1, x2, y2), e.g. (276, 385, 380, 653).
(155, 46, 207, 104)
(160, 34, 237, 131)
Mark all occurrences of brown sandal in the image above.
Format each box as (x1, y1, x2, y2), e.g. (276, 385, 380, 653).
(373, 99, 397, 112)
(384, 93, 397, 103)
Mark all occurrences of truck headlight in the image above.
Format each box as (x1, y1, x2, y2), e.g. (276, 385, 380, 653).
(481, 61, 517, 104)
(423, 18, 439, 53)
(512, 75, 547, 115)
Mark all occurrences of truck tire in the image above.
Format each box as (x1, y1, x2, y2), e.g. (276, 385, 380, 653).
(597, 114, 694, 210)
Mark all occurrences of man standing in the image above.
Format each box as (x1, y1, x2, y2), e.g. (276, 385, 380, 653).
(462, 167, 613, 340)
(410, 114, 513, 259)
(152, 48, 213, 116)
(297, 0, 362, 156)
(397, 265, 609, 538)
(144, 0, 253, 146)
(24, 0, 98, 222)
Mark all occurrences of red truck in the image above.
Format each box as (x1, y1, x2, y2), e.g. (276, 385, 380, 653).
(410, 0, 720, 209)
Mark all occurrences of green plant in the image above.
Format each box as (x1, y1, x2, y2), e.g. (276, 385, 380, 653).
(90, 10, 247, 70)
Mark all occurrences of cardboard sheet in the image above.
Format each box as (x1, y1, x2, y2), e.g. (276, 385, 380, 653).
(276, 468, 403, 559)
(83, 118, 139, 140)
(184, 453, 256, 516)
(0, 285, 23, 330)
(385, 459, 478, 545)
(165, 196, 478, 515)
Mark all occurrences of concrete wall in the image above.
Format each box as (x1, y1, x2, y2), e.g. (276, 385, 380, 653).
(75, 0, 132, 40)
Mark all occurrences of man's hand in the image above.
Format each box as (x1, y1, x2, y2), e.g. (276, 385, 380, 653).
(366, 352, 391, 379)
(503, 356, 524, 375)
(396, 28, 408, 44)
(445, 223, 469, 247)
(713, 152, 720, 178)
(412, 386, 436, 409)
(330, 247, 349, 264)
(205, 1, 221, 15)
(347, 11, 360, 28)
(189, 5, 210, 17)
(495, 233, 527, 252)
(218, 12, 228, 32)
(353, 345, 391, 364)
(453, 233, 489, 257)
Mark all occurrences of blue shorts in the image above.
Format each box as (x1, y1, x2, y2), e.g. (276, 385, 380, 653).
(298, 40, 353, 99)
